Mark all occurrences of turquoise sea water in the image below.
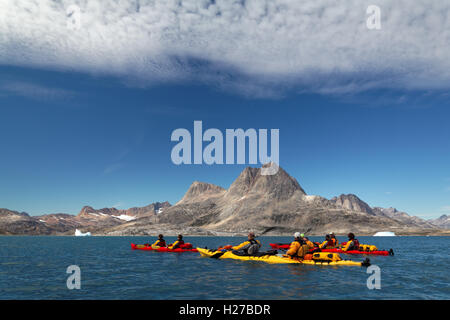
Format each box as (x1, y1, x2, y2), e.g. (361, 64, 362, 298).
(0, 236, 449, 300)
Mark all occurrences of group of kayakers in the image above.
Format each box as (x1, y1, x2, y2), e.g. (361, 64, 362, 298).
(150, 234, 185, 250)
(285, 232, 360, 259)
(147, 231, 361, 260)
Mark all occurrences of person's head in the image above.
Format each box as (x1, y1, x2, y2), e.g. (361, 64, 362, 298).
(248, 232, 255, 240)
(178, 234, 183, 240)
(294, 232, 301, 240)
(158, 234, 164, 239)
(325, 234, 331, 240)
(329, 232, 335, 238)
(348, 233, 355, 240)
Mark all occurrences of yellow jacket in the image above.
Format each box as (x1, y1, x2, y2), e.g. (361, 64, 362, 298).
(305, 240, 315, 249)
(168, 240, 184, 249)
(286, 241, 309, 258)
(151, 239, 166, 249)
(319, 238, 337, 249)
(342, 239, 359, 252)
(232, 239, 261, 251)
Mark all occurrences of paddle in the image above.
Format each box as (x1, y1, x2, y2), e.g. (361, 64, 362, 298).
(210, 251, 226, 259)
(260, 226, 277, 235)
(303, 227, 312, 236)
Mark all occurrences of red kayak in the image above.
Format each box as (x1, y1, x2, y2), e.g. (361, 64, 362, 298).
(131, 243, 198, 252)
(269, 243, 393, 256)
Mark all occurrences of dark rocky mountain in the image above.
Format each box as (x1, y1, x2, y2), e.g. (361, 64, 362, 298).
(77, 201, 171, 219)
(0, 208, 54, 235)
(99, 164, 444, 236)
(1, 165, 447, 235)
(0, 201, 171, 235)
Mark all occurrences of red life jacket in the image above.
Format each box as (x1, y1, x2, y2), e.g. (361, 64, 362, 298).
(172, 239, 184, 249)
(351, 239, 360, 249)
(156, 239, 166, 247)
(327, 239, 336, 247)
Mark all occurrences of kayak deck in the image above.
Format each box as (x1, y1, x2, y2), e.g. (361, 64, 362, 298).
(197, 248, 368, 266)
(269, 243, 393, 256)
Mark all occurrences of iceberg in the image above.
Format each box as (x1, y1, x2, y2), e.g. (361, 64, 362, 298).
(75, 229, 91, 236)
(373, 231, 396, 236)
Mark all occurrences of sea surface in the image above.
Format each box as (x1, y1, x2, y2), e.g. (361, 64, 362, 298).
(0, 236, 449, 300)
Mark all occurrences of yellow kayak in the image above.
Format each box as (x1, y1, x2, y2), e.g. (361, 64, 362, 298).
(197, 248, 369, 267)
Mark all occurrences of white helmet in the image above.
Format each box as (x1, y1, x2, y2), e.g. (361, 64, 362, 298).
(329, 232, 335, 235)
(294, 232, 301, 238)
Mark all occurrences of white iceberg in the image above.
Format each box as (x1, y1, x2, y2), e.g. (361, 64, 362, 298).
(373, 231, 396, 236)
(75, 229, 91, 236)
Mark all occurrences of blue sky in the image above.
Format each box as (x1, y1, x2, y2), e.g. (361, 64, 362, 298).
(0, 1, 449, 219)
(0, 65, 449, 219)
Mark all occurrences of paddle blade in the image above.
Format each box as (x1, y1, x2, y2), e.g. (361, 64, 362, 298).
(210, 252, 225, 259)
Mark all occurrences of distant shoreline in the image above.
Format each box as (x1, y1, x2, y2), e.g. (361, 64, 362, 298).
(1, 232, 449, 237)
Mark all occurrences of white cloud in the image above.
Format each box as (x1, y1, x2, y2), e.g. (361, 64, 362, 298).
(0, 0, 449, 97)
(0, 81, 75, 101)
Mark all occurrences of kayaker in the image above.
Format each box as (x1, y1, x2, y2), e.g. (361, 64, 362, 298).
(231, 232, 261, 255)
(329, 232, 339, 246)
(319, 234, 337, 249)
(168, 234, 185, 249)
(342, 233, 360, 251)
(151, 234, 167, 249)
(302, 235, 315, 250)
(286, 232, 310, 259)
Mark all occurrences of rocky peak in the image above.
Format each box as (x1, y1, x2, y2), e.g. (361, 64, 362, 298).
(0, 208, 30, 218)
(372, 207, 408, 219)
(178, 181, 226, 204)
(226, 165, 305, 200)
(78, 206, 96, 217)
(428, 215, 450, 229)
(126, 201, 171, 216)
(330, 194, 375, 215)
(153, 201, 171, 213)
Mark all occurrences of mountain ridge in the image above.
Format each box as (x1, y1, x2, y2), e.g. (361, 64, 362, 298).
(1, 165, 448, 235)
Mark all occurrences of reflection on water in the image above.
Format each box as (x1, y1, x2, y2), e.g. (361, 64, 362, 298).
(0, 236, 449, 299)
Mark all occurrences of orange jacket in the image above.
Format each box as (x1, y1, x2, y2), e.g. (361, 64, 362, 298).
(287, 241, 309, 258)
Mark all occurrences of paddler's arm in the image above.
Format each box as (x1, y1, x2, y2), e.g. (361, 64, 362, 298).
(169, 240, 180, 249)
(152, 240, 161, 247)
(232, 241, 250, 251)
(341, 241, 352, 251)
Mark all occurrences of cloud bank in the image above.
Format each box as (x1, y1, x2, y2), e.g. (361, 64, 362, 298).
(0, 0, 449, 97)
